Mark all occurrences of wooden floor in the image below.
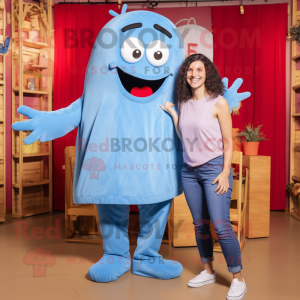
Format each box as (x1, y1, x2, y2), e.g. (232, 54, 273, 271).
(0, 211, 299, 300)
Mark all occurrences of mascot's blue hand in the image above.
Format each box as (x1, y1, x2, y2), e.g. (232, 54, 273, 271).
(11, 97, 83, 145)
(222, 78, 251, 113)
(0, 37, 10, 55)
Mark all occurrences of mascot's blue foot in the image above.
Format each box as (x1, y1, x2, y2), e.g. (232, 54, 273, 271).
(88, 254, 131, 283)
(131, 257, 183, 280)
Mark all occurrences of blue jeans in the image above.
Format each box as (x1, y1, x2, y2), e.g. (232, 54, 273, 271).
(181, 155, 242, 273)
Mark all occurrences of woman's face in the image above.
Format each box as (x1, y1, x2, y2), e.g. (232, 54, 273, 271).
(186, 60, 206, 89)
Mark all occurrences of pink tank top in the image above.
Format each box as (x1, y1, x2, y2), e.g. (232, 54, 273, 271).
(179, 94, 225, 167)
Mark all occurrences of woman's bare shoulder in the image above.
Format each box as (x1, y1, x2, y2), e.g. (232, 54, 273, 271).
(215, 96, 229, 108)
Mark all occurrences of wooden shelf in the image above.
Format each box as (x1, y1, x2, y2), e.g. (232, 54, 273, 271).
(12, 179, 50, 188)
(29, 65, 48, 69)
(292, 113, 300, 117)
(23, 40, 49, 49)
(292, 176, 300, 182)
(292, 83, 300, 90)
(13, 87, 50, 94)
(12, 152, 50, 158)
(292, 53, 300, 60)
(13, 206, 51, 218)
(11, 0, 53, 219)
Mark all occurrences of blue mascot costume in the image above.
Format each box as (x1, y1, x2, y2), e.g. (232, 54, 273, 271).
(12, 4, 250, 282)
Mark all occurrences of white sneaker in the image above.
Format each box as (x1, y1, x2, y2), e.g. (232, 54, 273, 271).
(226, 278, 247, 300)
(187, 270, 216, 287)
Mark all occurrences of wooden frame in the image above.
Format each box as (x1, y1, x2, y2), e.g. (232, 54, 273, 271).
(0, 0, 6, 222)
(289, 0, 300, 221)
(11, 0, 53, 218)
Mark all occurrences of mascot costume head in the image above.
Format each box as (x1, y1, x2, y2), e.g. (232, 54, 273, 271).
(12, 4, 250, 283)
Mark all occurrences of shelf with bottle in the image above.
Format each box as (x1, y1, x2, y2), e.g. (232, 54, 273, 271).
(12, 48, 51, 94)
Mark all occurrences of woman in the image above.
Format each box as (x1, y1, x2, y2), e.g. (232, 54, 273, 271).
(159, 53, 247, 300)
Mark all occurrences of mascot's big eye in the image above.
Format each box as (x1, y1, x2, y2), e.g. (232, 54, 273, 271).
(146, 40, 169, 67)
(121, 37, 144, 63)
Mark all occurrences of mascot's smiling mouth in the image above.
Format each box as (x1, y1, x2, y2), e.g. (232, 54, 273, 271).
(116, 67, 168, 97)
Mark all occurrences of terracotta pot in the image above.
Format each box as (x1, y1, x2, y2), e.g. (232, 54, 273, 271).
(232, 128, 242, 151)
(243, 141, 260, 156)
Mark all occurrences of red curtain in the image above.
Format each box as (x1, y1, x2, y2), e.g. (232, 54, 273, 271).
(212, 4, 287, 210)
(53, 4, 121, 210)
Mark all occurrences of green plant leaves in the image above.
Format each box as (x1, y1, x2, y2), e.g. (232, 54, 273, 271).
(235, 123, 268, 142)
(289, 23, 300, 43)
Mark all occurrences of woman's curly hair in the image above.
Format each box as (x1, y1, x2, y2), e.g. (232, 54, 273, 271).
(176, 53, 225, 110)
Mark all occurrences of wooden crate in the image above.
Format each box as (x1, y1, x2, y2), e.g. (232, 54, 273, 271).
(12, 186, 49, 217)
(12, 156, 50, 218)
(12, 157, 48, 184)
(13, 131, 48, 155)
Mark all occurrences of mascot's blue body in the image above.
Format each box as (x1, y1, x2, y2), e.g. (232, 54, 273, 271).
(12, 4, 250, 282)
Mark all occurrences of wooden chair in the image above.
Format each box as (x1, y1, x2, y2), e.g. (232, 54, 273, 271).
(212, 151, 249, 252)
(63, 146, 102, 244)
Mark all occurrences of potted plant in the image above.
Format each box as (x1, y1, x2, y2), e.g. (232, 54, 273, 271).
(235, 124, 268, 156)
(289, 23, 300, 55)
(286, 183, 300, 217)
(289, 23, 300, 44)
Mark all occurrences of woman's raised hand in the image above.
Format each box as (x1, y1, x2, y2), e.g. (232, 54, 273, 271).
(159, 102, 176, 116)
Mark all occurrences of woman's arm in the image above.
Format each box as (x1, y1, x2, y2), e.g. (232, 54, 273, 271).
(212, 97, 233, 195)
(159, 102, 182, 142)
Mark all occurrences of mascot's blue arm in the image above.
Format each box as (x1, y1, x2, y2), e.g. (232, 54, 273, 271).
(11, 97, 83, 145)
(222, 78, 251, 113)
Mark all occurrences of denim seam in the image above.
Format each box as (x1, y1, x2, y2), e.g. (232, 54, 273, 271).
(224, 170, 242, 273)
